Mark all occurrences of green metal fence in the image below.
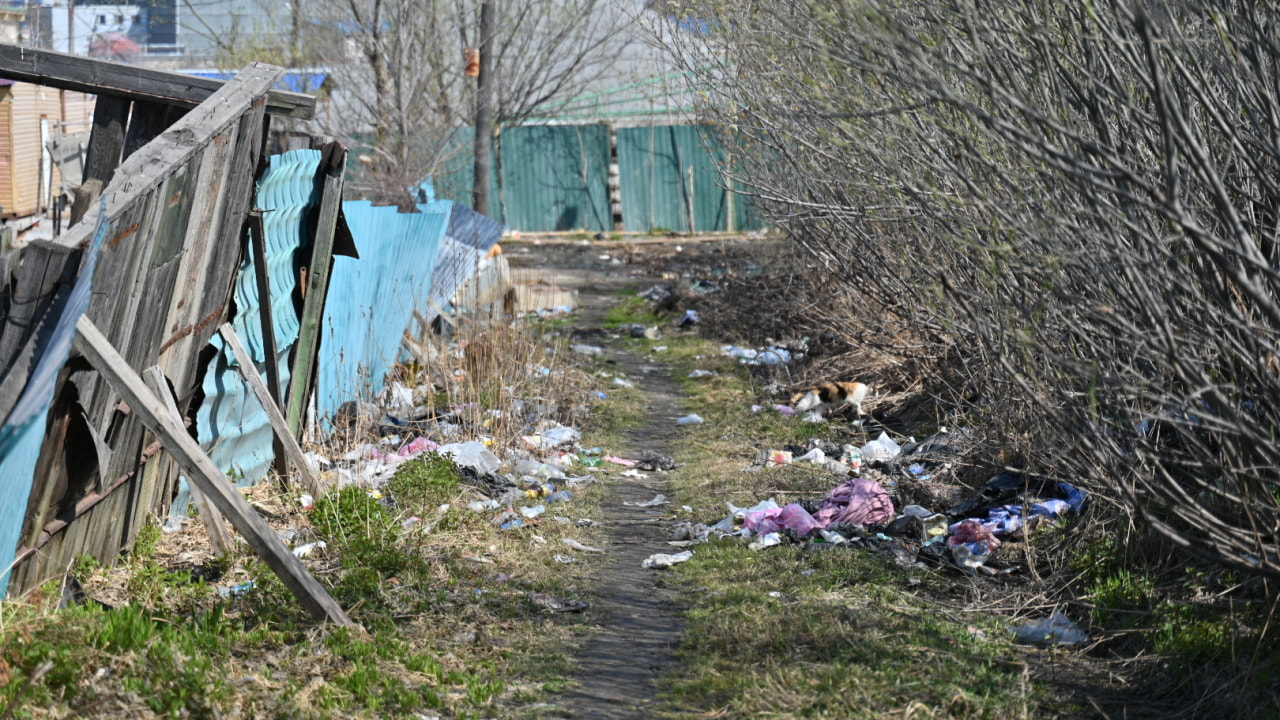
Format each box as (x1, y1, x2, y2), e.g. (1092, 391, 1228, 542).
(430, 123, 763, 233)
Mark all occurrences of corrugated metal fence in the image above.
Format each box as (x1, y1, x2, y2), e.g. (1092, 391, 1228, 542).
(425, 124, 763, 233)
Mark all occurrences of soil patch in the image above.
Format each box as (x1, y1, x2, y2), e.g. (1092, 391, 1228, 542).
(508, 240, 689, 717)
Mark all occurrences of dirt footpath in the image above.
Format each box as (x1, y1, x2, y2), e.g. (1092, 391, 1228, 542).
(506, 241, 691, 718)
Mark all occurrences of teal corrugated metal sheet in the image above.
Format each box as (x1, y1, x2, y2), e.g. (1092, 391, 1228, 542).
(316, 201, 449, 426)
(499, 125, 611, 232)
(195, 149, 320, 486)
(617, 126, 764, 232)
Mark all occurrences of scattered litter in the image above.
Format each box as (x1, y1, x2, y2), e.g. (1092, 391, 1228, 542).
(653, 345, 668, 352)
(620, 469, 649, 479)
(768, 591, 783, 598)
(1012, 613, 1088, 646)
(689, 369, 716, 378)
(814, 478, 895, 526)
(773, 404, 795, 416)
(520, 424, 581, 450)
(749, 532, 784, 550)
(679, 309, 700, 327)
(643, 550, 694, 568)
(217, 581, 256, 598)
(464, 556, 495, 565)
(677, 414, 704, 425)
(605, 455, 637, 467)
(613, 377, 635, 388)
(860, 432, 902, 463)
(530, 534, 547, 545)
(562, 538, 606, 553)
(554, 555, 576, 564)
(299, 494, 315, 510)
(547, 490, 573, 503)
(292, 541, 327, 558)
(573, 344, 604, 356)
(530, 593, 590, 613)
(575, 518, 599, 527)
(623, 494, 668, 507)
(636, 450, 678, 471)
(439, 441, 502, 475)
(469, 499, 500, 512)
(520, 505, 546, 519)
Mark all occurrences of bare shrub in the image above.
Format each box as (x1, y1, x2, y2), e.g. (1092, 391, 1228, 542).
(667, 0, 1280, 576)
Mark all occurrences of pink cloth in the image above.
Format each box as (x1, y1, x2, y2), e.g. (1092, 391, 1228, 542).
(605, 455, 637, 467)
(744, 503, 822, 536)
(398, 437, 440, 458)
(947, 519, 1002, 548)
(813, 478, 895, 527)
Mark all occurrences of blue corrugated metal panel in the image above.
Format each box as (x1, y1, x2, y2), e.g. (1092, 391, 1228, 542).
(195, 149, 321, 487)
(428, 204, 505, 315)
(617, 125, 764, 232)
(500, 125, 611, 232)
(0, 205, 108, 597)
(316, 200, 450, 426)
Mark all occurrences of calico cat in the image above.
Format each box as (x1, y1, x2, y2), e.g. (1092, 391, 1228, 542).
(791, 381, 870, 416)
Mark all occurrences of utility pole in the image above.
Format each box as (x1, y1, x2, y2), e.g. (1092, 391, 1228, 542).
(472, 0, 494, 215)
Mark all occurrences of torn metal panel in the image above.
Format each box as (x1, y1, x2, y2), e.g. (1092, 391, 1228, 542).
(315, 200, 450, 428)
(195, 149, 321, 487)
(427, 203, 505, 318)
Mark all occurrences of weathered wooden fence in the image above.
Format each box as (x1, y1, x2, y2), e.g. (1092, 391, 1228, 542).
(0, 53, 314, 597)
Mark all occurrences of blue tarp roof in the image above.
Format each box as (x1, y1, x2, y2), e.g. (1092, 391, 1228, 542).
(179, 69, 328, 94)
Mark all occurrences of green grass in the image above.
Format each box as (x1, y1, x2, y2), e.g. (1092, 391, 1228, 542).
(603, 293, 666, 329)
(0, 445, 614, 720)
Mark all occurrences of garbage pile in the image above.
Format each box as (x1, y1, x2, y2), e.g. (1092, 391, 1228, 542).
(678, 426, 1089, 578)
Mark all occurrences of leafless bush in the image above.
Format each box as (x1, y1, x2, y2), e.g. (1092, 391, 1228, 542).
(668, 0, 1280, 576)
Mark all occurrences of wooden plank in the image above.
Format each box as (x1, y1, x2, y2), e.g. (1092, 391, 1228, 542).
(54, 64, 286, 260)
(143, 366, 233, 556)
(286, 143, 346, 436)
(80, 94, 130, 194)
(74, 316, 352, 625)
(219, 324, 323, 497)
(0, 43, 316, 119)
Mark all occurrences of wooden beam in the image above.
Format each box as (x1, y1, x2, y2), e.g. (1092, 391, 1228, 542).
(286, 143, 346, 436)
(246, 210, 287, 478)
(142, 366, 234, 557)
(74, 316, 351, 625)
(0, 42, 315, 119)
(79, 95, 130, 205)
(219, 324, 323, 498)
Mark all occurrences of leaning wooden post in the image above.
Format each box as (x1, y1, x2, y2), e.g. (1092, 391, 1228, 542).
(285, 142, 347, 436)
(74, 316, 353, 626)
(219, 324, 323, 497)
(246, 209, 288, 478)
(142, 366, 234, 556)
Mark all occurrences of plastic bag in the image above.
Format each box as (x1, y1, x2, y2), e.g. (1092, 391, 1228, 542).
(1011, 612, 1088, 646)
(438, 441, 501, 475)
(860, 432, 902, 463)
